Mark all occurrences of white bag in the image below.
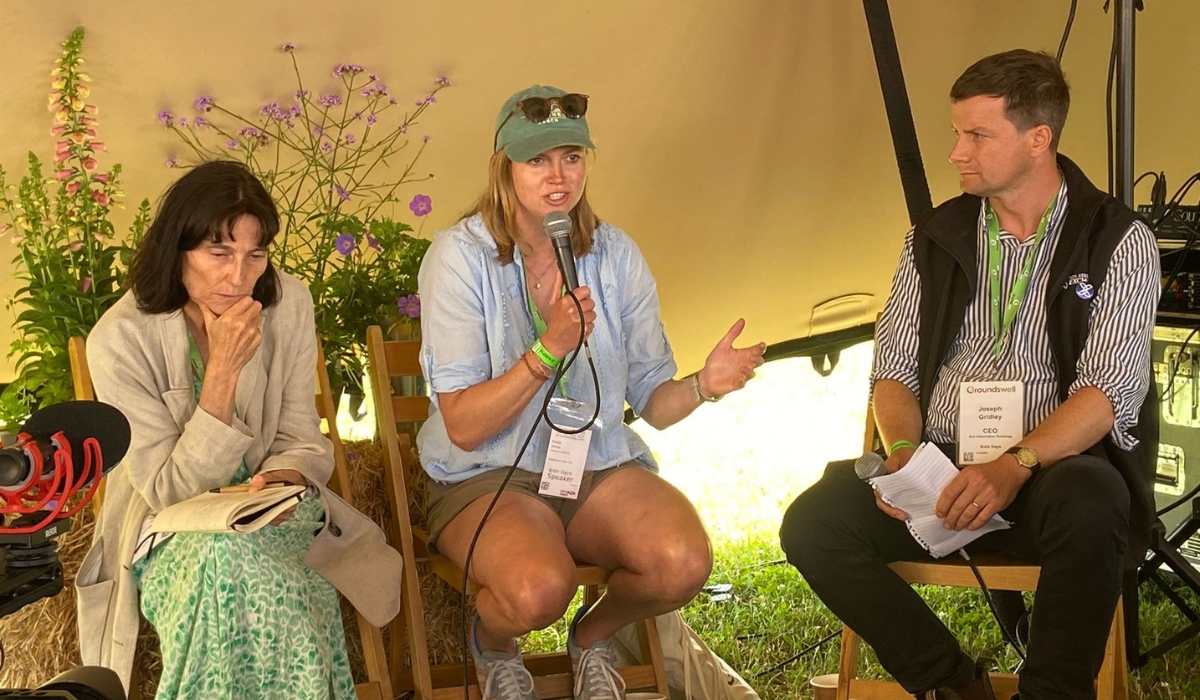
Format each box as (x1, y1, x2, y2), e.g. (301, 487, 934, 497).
(612, 610, 761, 700)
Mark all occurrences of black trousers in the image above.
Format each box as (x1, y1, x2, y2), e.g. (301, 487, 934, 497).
(779, 455, 1129, 700)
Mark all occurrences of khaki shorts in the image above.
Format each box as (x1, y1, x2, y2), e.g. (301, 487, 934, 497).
(425, 462, 646, 552)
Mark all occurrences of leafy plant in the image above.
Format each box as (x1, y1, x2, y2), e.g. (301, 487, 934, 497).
(160, 43, 446, 395)
(0, 27, 151, 430)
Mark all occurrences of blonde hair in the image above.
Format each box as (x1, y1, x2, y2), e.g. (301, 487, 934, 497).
(464, 150, 599, 264)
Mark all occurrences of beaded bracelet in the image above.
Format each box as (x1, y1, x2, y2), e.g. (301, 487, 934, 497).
(521, 351, 551, 381)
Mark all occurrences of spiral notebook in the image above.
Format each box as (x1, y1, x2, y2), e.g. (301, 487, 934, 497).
(868, 443, 1011, 558)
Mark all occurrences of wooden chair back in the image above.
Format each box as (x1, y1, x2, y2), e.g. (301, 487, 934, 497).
(314, 336, 393, 700)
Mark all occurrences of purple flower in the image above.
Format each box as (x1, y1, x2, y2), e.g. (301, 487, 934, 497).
(396, 294, 421, 319)
(194, 95, 213, 112)
(319, 94, 343, 107)
(362, 83, 389, 97)
(332, 63, 364, 77)
(334, 184, 350, 201)
(388, 97, 398, 105)
(289, 104, 301, 118)
(335, 232, 356, 255)
(423, 95, 436, 105)
(178, 117, 188, 127)
(344, 134, 356, 144)
(281, 42, 296, 52)
(193, 115, 209, 129)
(423, 134, 431, 143)
(368, 73, 379, 82)
(82, 276, 93, 294)
(237, 126, 260, 139)
(321, 141, 333, 153)
(409, 194, 432, 217)
(436, 76, 452, 87)
(313, 125, 324, 137)
(224, 138, 239, 149)
(294, 89, 308, 102)
(259, 101, 280, 116)
(366, 114, 377, 127)
(157, 110, 174, 125)
(398, 124, 408, 134)
(166, 156, 181, 168)
(367, 233, 381, 251)
(352, 111, 362, 121)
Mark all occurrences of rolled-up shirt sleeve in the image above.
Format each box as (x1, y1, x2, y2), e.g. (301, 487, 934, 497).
(871, 230, 923, 400)
(418, 234, 491, 402)
(1069, 220, 1160, 449)
(619, 237, 678, 415)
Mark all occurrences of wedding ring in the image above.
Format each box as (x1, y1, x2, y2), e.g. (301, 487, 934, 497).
(970, 501, 982, 510)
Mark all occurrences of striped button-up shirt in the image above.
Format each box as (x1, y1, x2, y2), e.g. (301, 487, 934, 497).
(872, 180, 1160, 450)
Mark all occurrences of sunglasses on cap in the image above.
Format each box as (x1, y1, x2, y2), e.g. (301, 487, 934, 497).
(493, 93, 590, 151)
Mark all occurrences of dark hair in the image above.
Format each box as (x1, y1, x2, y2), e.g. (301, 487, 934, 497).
(950, 49, 1070, 150)
(128, 160, 281, 313)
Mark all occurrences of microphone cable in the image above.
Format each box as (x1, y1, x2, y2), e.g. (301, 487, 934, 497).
(959, 548, 1028, 664)
(458, 287, 600, 699)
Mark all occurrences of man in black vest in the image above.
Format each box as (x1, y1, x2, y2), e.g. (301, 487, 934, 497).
(779, 50, 1160, 700)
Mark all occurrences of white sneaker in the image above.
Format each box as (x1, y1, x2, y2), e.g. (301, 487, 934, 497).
(472, 616, 538, 700)
(568, 606, 626, 700)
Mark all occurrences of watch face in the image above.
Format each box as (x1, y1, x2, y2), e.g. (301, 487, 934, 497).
(1015, 447, 1039, 467)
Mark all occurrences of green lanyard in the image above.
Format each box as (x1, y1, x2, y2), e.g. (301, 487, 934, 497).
(525, 282, 570, 396)
(985, 195, 1058, 357)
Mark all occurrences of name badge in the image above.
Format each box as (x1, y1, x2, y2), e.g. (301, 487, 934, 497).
(539, 428, 593, 499)
(958, 381, 1023, 465)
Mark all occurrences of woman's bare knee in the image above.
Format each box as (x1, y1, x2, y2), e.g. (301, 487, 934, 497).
(490, 564, 578, 632)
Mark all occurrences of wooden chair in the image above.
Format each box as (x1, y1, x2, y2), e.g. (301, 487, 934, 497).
(69, 334, 394, 700)
(365, 325, 670, 700)
(834, 400, 1129, 700)
(315, 336, 395, 700)
(68, 336, 105, 516)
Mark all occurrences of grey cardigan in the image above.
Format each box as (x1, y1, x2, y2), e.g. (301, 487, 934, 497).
(75, 271, 402, 690)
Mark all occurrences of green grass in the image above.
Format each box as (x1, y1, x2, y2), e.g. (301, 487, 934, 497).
(523, 538, 1200, 700)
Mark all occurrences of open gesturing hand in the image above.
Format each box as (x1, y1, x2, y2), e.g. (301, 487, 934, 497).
(696, 319, 766, 398)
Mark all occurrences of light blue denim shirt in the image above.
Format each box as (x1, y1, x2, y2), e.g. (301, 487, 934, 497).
(415, 214, 678, 483)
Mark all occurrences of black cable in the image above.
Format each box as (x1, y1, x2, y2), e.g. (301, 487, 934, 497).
(1155, 174, 1200, 299)
(1158, 481, 1200, 518)
(1056, 0, 1078, 63)
(1104, 0, 1118, 196)
(458, 289, 597, 700)
(751, 628, 842, 678)
(959, 549, 1027, 663)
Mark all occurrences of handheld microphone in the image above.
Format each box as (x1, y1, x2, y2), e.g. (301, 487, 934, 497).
(854, 451, 889, 480)
(543, 211, 578, 291)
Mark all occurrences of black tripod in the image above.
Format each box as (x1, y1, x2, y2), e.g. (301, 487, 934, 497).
(1126, 497, 1200, 667)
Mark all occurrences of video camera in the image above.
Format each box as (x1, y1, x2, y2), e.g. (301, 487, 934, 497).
(0, 401, 131, 700)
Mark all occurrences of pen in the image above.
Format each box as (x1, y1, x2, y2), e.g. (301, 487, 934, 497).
(209, 482, 293, 494)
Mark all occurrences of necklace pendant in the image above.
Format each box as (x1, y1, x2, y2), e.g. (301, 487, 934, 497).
(535, 282, 541, 289)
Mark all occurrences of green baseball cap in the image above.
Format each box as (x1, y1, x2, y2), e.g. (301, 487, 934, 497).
(494, 85, 595, 162)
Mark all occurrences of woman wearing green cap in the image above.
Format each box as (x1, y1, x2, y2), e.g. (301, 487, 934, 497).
(416, 85, 765, 700)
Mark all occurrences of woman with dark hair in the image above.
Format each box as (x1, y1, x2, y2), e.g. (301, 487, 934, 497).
(75, 161, 401, 699)
(417, 86, 765, 700)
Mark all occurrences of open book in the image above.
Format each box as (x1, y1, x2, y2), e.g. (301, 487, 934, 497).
(149, 485, 308, 535)
(868, 443, 1011, 558)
